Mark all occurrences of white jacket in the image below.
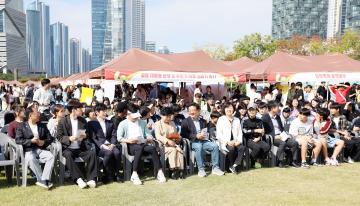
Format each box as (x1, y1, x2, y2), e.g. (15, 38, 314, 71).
(216, 116, 243, 152)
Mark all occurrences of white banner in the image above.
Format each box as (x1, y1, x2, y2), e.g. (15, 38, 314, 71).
(287, 72, 360, 83)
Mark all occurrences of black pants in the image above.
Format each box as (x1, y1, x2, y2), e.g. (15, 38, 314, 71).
(99, 147, 121, 179)
(62, 148, 98, 182)
(247, 139, 270, 159)
(226, 144, 246, 166)
(341, 137, 360, 160)
(273, 138, 299, 163)
(128, 144, 161, 172)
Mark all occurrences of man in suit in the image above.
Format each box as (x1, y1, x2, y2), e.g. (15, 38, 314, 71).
(262, 101, 299, 168)
(180, 103, 224, 177)
(15, 108, 54, 189)
(88, 103, 121, 183)
(57, 99, 97, 189)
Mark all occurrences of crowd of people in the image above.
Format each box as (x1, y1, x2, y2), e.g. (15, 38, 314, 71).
(1, 78, 360, 189)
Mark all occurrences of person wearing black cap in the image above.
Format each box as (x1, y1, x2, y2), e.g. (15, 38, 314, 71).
(242, 103, 270, 168)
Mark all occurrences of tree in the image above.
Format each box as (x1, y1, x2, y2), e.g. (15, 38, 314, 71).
(193, 43, 229, 60)
(232, 33, 277, 61)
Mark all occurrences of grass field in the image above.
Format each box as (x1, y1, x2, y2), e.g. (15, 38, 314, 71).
(1, 163, 360, 206)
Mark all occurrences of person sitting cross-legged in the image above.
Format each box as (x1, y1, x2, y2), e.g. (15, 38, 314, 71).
(88, 103, 122, 183)
(216, 102, 246, 174)
(117, 103, 166, 185)
(15, 108, 55, 189)
(57, 99, 98, 189)
(180, 103, 224, 177)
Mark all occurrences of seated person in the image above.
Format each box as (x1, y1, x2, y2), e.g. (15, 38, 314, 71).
(154, 107, 185, 179)
(216, 102, 246, 174)
(242, 103, 270, 168)
(262, 101, 299, 167)
(57, 99, 98, 189)
(8, 106, 25, 138)
(289, 108, 323, 168)
(15, 108, 54, 189)
(88, 103, 121, 183)
(280, 107, 293, 133)
(207, 111, 221, 141)
(117, 103, 166, 185)
(330, 103, 360, 163)
(180, 103, 224, 177)
(314, 108, 344, 166)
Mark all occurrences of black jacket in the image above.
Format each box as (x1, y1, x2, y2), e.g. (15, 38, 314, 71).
(180, 116, 207, 142)
(87, 119, 117, 153)
(57, 115, 89, 150)
(242, 117, 264, 140)
(15, 122, 53, 152)
(262, 113, 284, 137)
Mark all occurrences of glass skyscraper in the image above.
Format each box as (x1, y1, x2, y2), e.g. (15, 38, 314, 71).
(82, 48, 92, 72)
(346, 0, 360, 30)
(272, 0, 329, 39)
(50, 22, 69, 77)
(0, 0, 27, 73)
(124, 0, 145, 51)
(26, 0, 50, 75)
(70, 38, 82, 74)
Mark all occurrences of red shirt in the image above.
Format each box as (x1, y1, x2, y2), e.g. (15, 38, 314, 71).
(7, 120, 20, 139)
(330, 86, 351, 105)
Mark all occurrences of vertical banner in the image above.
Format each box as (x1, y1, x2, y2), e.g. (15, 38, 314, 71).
(101, 80, 116, 103)
(80, 87, 94, 105)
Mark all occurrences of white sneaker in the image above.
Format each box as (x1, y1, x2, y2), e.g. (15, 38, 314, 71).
(330, 159, 339, 166)
(130, 174, 142, 185)
(87, 180, 96, 188)
(76, 178, 88, 189)
(35, 181, 49, 189)
(198, 169, 206, 177)
(157, 170, 166, 183)
(347, 157, 354, 164)
(212, 167, 225, 176)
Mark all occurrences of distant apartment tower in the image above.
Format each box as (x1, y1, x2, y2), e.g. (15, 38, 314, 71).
(82, 48, 92, 72)
(272, 0, 329, 39)
(70, 38, 82, 74)
(327, 0, 348, 39)
(0, 0, 27, 73)
(158, 46, 170, 54)
(124, 0, 145, 51)
(26, 0, 50, 75)
(50, 22, 69, 77)
(92, 0, 125, 69)
(345, 0, 360, 31)
(145, 41, 156, 52)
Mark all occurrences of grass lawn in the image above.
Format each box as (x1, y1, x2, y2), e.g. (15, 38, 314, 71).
(1, 163, 360, 206)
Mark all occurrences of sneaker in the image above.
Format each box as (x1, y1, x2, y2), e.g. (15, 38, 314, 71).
(36, 181, 49, 189)
(330, 158, 339, 166)
(157, 170, 166, 183)
(87, 180, 96, 188)
(130, 174, 142, 185)
(347, 157, 354, 164)
(76, 178, 88, 189)
(198, 169, 206, 178)
(229, 165, 237, 174)
(291, 162, 300, 168)
(46, 181, 53, 189)
(301, 162, 310, 169)
(211, 167, 225, 176)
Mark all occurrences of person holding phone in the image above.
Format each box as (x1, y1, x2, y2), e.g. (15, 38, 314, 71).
(57, 99, 98, 189)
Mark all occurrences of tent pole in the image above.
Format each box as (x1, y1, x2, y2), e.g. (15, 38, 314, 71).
(217, 82, 220, 99)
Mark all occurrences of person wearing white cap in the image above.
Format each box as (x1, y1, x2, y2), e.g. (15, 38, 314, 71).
(117, 103, 166, 185)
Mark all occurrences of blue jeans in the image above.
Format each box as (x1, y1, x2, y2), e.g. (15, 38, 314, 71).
(191, 141, 220, 170)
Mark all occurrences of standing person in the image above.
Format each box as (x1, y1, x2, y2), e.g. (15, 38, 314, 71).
(242, 103, 270, 168)
(295, 82, 304, 102)
(203, 86, 215, 100)
(88, 103, 121, 183)
(262, 101, 299, 167)
(304, 85, 315, 102)
(317, 81, 328, 100)
(329, 84, 351, 105)
(94, 86, 104, 103)
(57, 99, 98, 189)
(154, 107, 185, 179)
(216, 102, 246, 174)
(25, 84, 35, 102)
(248, 84, 261, 104)
(7, 106, 25, 138)
(117, 103, 166, 185)
(15, 109, 54, 189)
(73, 84, 82, 100)
(287, 83, 296, 102)
(55, 86, 63, 104)
(181, 103, 224, 177)
(132, 85, 147, 101)
(33, 79, 54, 113)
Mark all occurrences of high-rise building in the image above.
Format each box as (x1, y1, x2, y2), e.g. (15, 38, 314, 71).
(0, 0, 27, 74)
(145, 41, 156, 53)
(158, 46, 170, 54)
(82, 48, 92, 72)
(50, 22, 69, 77)
(124, 0, 145, 51)
(345, 0, 360, 31)
(92, 0, 145, 69)
(26, 0, 50, 75)
(92, 0, 125, 69)
(327, 0, 346, 39)
(272, 0, 328, 39)
(70, 38, 82, 74)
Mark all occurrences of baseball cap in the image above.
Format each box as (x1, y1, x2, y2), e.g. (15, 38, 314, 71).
(247, 103, 257, 110)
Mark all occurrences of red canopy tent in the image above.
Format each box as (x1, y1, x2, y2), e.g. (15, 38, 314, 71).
(222, 57, 257, 82)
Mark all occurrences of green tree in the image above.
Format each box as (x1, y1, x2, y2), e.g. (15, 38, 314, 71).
(193, 43, 229, 60)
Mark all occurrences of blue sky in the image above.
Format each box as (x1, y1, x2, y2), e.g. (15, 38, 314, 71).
(23, 0, 272, 53)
